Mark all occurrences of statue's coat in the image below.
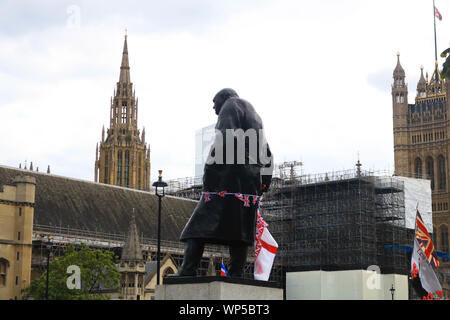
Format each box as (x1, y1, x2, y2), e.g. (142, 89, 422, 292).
(180, 94, 273, 246)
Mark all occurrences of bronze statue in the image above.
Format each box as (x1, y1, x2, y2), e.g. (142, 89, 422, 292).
(173, 88, 273, 278)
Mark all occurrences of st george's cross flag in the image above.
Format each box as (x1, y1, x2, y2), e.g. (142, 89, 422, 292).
(435, 6, 443, 21)
(410, 209, 443, 299)
(254, 211, 278, 281)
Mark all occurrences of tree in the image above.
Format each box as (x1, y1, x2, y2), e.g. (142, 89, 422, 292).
(441, 47, 450, 79)
(27, 243, 121, 300)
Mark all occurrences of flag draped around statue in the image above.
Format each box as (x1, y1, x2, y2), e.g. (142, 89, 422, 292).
(254, 206, 278, 281)
(200, 191, 278, 280)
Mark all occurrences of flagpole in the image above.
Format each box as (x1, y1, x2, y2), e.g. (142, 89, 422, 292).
(433, 0, 438, 62)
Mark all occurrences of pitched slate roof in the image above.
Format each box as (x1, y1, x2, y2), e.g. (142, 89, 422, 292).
(0, 165, 197, 242)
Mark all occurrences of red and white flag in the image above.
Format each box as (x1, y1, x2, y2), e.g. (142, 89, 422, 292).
(254, 212, 278, 281)
(435, 6, 442, 21)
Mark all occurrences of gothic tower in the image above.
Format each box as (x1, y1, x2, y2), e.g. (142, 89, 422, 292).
(392, 54, 450, 298)
(119, 209, 146, 300)
(95, 34, 151, 190)
(392, 53, 409, 177)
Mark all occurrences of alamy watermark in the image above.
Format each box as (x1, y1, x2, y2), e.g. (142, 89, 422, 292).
(204, 128, 273, 176)
(66, 265, 81, 290)
(366, 265, 381, 290)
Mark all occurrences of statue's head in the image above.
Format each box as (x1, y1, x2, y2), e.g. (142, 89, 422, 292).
(213, 88, 239, 115)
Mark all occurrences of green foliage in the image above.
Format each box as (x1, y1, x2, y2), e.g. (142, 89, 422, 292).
(441, 47, 450, 79)
(27, 243, 121, 300)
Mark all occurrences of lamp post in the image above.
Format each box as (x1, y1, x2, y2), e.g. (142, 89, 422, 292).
(390, 284, 395, 300)
(152, 170, 167, 286)
(45, 239, 52, 300)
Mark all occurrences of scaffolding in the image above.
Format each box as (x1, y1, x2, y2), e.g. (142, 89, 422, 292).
(261, 169, 411, 276)
(165, 176, 203, 200)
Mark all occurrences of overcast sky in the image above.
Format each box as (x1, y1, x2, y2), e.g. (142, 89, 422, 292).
(1, 0, 450, 182)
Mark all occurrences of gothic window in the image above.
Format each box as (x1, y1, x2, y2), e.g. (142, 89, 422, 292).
(396, 94, 400, 103)
(138, 153, 141, 189)
(0, 258, 8, 287)
(163, 267, 175, 277)
(117, 151, 122, 185)
(414, 158, 423, 179)
(426, 157, 435, 190)
(121, 102, 127, 124)
(400, 94, 404, 103)
(124, 151, 130, 187)
(104, 153, 109, 184)
(115, 101, 119, 124)
(441, 226, 449, 261)
(438, 155, 446, 190)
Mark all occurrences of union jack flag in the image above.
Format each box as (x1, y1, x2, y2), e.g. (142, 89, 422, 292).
(415, 209, 439, 268)
(435, 6, 442, 21)
(220, 259, 228, 276)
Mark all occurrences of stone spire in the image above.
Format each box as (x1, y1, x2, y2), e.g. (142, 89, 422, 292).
(121, 209, 144, 262)
(417, 66, 426, 97)
(119, 33, 130, 84)
(393, 52, 405, 78)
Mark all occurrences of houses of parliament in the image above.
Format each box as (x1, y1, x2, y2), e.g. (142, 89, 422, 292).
(2, 31, 450, 300)
(392, 53, 450, 280)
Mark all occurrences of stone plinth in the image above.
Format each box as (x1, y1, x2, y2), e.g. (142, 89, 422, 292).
(155, 276, 283, 300)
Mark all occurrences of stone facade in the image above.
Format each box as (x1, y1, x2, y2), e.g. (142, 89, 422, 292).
(0, 175, 35, 300)
(95, 34, 151, 191)
(392, 54, 450, 298)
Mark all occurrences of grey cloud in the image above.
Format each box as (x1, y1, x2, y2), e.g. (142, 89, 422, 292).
(0, 0, 266, 36)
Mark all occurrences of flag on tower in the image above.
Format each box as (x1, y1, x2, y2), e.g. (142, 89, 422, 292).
(435, 6, 442, 20)
(410, 209, 443, 299)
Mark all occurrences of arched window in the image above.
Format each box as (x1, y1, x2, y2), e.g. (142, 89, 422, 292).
(117, 151, 122, 185)
(441, 225, 449, 262)
(0, 258, 9, 287)
(163, 267, 175, 277)
(138, 153, 142, 189)
(426, 157, 434, 190)
(121, 102, 127, 124)
(115, 101, 119, 124)
(415, 158, 423, 179)
(438, 155, 446, 190)
(124, 151, 130, 187)
(104, 153, 109, 184)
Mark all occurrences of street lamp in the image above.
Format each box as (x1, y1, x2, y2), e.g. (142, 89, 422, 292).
(152, 170, 167, 286)
(45, 239, 53, 300)
(390, 284, 395, 300)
